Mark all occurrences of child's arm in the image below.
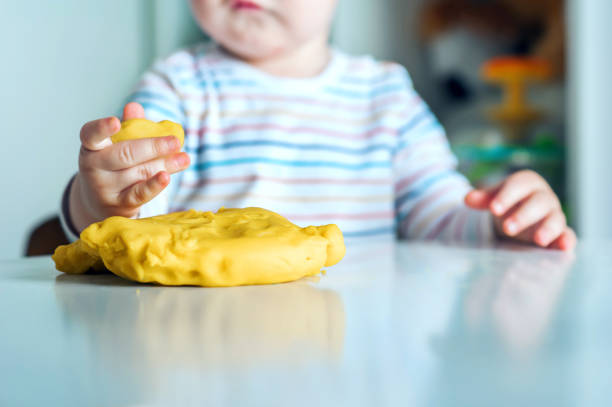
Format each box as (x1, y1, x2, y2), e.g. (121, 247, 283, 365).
(392, 65, 575, 250)
(62, 58, 190, 236)
(465, 171, 576, 250)
(394, 130, 495, 243)
(394, 70, 495, 243)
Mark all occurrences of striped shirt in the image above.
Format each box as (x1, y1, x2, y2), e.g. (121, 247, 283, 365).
(62, 43, 494, 243)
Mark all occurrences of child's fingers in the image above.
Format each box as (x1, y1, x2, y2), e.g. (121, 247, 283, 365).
(464, 187, 499, 210)
(533, 210, 567, 247)
(500, 190, 558, 236)
(489, 171, 543, 216)
(80, 117, 120, 151)
(118, 171, 170, 208)
(122, 102, 146, 121)
(112, 153, 190, 191)
(548, 227, 577, 251)
(562, 228, 578, 251)
(96, 136, 182, 171)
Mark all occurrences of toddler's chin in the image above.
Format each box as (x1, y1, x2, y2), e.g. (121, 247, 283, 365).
(220, 37, 287, 62)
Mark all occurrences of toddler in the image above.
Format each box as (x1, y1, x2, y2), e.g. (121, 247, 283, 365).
(60, 0, 575, 250)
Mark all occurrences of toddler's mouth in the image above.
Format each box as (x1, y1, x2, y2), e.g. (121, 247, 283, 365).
(231, 0, 262, 10)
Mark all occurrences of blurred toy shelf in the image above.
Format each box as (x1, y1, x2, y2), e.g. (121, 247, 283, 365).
(451, 129, 564, 198)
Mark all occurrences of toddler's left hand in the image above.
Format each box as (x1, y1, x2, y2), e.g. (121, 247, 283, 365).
(465, 170, 576, 251)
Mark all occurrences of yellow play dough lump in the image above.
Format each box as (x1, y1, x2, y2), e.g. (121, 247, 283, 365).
(52, 208, 345, 287)
(111, 118, 184, 147)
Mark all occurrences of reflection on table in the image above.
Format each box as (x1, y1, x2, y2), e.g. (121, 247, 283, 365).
(54, 274, 344, 405)
(2, 241, 610, 407)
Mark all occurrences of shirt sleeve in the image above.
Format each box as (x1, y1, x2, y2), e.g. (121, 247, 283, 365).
(393, 67, 495, 243)
(58, 175, 80, 242)
(124, 59, 187, 218)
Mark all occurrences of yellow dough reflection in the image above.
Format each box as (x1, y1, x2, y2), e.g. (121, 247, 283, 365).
(52, 207, 345, 286)
(54, 276, 345, 368)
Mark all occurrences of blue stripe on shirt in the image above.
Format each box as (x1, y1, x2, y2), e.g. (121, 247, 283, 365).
(191, 157, 391, 171)
(343, 226, 395, 238)
(138, 102, 182, 122)
(395, 121, 445, 152)
(398, 109, 435, 137)
(324, 83, 405, 99)
(185, 140, 393, 155)
(394, 170, 455, 211)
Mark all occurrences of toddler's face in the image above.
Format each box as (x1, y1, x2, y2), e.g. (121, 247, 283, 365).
(190, 0, 337, 60)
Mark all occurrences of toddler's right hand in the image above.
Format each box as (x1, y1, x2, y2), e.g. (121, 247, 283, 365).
(70, 102, 190, 231)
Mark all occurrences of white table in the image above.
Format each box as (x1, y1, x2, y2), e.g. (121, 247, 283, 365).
(1, 241, 611, 406)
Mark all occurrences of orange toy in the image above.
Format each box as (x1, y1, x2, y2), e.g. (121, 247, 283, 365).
(482, 57, 552, 127)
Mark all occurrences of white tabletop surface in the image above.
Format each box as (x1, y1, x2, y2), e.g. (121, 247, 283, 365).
(1, 240, 611, 407)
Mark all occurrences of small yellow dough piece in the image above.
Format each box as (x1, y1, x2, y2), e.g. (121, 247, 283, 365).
(52, 208, 345, 287)
(111, 118, 184, 147)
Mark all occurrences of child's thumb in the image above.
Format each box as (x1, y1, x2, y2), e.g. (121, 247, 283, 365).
(122, 102, 146, 121)
(464, 189, 494, 210)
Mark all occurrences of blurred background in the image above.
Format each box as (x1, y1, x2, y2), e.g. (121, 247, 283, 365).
(0, 0, 610, 259)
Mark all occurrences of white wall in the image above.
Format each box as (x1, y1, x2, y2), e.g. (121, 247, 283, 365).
(568, 0, 612, 239)
(333, 0, 431, 98)
(0, 1, 202, 259)
(153, 0, 206, 58)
